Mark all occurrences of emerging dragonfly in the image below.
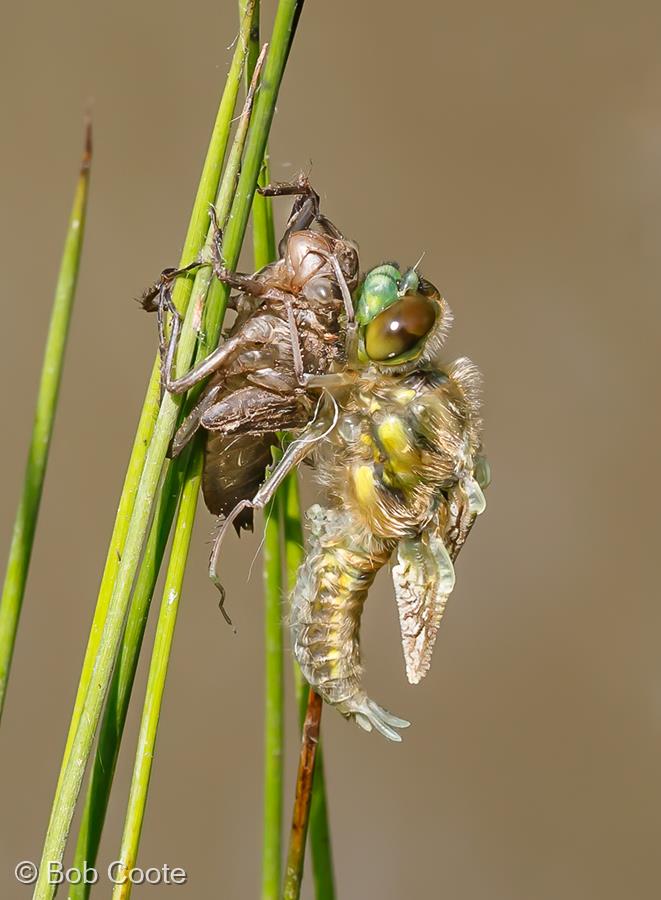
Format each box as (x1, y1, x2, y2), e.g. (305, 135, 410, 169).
(145, 179, 489, 739)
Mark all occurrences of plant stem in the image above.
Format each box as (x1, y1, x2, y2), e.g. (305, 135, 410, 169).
(262, 488, 284, 899)
(283, 688, 324, 900)
(254, 176, 284, 900)
(111, 447, 204, 900)
(107, 43, 273, 898)
(32, 8, 260, 897)
(253, 159, 284, 900)
(54, 3, 255, 800)
(67, 27, 267, 898)
(0, 123, 92, 723)
(69, 456, 187, 900)
(306, 745, 334, 900)
(57, 3, 307, 896)
(283, 474, 336, 899)
(110, 0, 308, 873)
(239, 4, 287, 895)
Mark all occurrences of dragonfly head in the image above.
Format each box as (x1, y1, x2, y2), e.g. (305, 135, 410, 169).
(354, 263, 451, 371)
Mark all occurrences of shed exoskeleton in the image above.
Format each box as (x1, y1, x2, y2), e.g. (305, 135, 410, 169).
(141, 178, 360, 591)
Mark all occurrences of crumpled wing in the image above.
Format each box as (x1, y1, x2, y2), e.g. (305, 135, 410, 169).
(393, 467, 488, 684)
(392, 529, 456, 685)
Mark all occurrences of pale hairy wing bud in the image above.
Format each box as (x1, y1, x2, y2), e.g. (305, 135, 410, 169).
(392, 529, 456, 685)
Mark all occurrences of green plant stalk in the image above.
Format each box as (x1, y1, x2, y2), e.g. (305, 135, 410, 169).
(284, 474, 336, 899)
(86, 56, 267, 894)
(110, 4, 305, 877)
(262, 487, 284, 899)
(0, 125, 92, 722)
(241, 3, 286, 893)
(69, 454, 187, 900)
(75, 39, 270, 896)
(252, 169, 285, 898)
(33, 9, 262, 898)
(33, 5, 306, 897)
(306, 738, 334, 898)
(54, 1, 256, 799)
(111, 446, 204, 900)
(254, 169, 285, 900)
(244, 3, 335, 887)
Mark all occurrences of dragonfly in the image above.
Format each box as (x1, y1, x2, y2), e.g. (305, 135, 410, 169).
(145, 182, 489, 739)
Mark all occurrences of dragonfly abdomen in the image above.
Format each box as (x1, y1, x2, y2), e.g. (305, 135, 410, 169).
(291, 505, 409, 740)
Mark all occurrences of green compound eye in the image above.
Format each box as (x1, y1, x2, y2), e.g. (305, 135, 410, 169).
(364, 293, 436, 362)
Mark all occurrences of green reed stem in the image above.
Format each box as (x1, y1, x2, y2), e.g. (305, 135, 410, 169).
(106, 37, 279, 897)
(262, 488, 284, 899)
(67, 22, 267, 897)
(68, 457, 187, 900)
(283, 474, 336, 899)
(32, 8, 260, 899)
(0, 124, 92, 723)
(53, 3, 255, 803)
(111, 447, 204, 900)
(240, 4, 287, 894)
(254, 172, 285, 900)
(109, 0, 305, 881)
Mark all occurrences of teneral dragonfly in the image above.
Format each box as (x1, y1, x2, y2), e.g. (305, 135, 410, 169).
(211, 258, 489, 739)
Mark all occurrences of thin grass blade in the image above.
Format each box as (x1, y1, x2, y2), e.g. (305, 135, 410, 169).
(0, 123, 92, 722)
(253, 166, 284, 900)
(240, 3, 287, 894)
(262, 485, 284, 899)
(254, 180, 285, 898)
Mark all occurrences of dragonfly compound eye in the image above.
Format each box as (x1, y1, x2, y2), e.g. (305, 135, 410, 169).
(364, 293, 436, 362)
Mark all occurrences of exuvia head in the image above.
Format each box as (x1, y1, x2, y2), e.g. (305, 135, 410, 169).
(354, 262, 451, 370)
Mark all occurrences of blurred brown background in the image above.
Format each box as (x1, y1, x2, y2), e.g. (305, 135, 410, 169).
(1, 2, 660, 898)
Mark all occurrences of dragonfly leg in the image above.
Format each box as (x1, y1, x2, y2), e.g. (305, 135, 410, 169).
(200, 387, 309, 436)
(208, 403, 336, 605)
(259, 174, 346, 251)
(206, 206, 289, 301)
(316, 248, 359, 366)
(169, 384, 222, 457)
(140, 262, 204, 390)
(300, 371, 355, 390)
(139, 259, 204, 314)
(163, 314, 277, 395)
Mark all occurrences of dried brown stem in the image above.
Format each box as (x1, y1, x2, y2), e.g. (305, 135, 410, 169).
(283, 688, 323, 899)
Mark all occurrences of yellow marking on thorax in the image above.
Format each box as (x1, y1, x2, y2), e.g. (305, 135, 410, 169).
(353, 464, 378, 507)
(394, 387, 417, 404)
(377, 415, 420, 487)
